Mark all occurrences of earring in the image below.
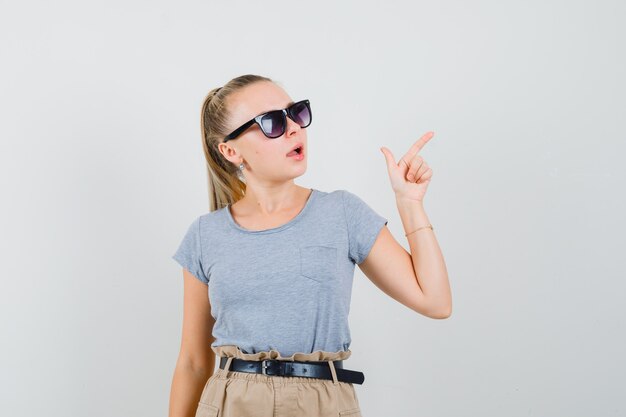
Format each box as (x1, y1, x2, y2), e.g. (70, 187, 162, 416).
(237, 162, 246, 182)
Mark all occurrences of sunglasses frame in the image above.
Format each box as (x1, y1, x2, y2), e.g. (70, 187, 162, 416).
(223, 99, 312, 142)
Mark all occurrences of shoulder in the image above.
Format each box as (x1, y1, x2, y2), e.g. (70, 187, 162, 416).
(198, 207, 227, 224)
(334, 189, 366, 206)
(315, 188, 348, 200)
(180, 207, 228, 238)
(312, 188, 370, 210)
(310, 188, 347, 209)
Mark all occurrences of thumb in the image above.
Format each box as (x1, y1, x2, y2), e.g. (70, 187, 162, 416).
(380, 146, 398, 173)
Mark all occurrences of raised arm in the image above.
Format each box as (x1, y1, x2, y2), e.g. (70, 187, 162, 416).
(360, 131, 451, 318)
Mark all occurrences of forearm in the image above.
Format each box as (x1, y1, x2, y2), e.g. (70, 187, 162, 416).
(169, 359, 214, 417)
(396, 197, 451, 317)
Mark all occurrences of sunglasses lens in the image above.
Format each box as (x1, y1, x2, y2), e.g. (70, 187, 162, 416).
(257, 101, 312, 139)
(260, 111, 286, 138)
(290, 101, 311, 127)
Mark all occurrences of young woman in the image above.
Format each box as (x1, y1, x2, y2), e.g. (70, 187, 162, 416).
(168, 74, 451, 417)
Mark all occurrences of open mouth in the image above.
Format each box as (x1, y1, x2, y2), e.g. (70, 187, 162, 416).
(287, 145, 303, 156)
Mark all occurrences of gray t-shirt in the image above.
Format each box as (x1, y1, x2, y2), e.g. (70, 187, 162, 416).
(172, 188, 388, 356)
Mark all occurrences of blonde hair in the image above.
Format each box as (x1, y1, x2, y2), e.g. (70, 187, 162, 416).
(200, 74, 273, 212)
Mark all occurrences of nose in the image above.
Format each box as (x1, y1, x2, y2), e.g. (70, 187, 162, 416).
(285, 115, 302, 136)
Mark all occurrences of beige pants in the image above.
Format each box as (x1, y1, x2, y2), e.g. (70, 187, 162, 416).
(194, 345, 363, 417)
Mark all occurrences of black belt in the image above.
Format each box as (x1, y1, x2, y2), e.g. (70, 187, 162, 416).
(219, 357, 365, 385)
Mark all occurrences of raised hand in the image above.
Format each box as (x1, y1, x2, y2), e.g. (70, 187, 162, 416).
(380, 131, 435, 202)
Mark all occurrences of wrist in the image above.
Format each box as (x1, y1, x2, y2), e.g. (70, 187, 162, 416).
(395, 196, 424, 209)
(395, 196, 430, 234)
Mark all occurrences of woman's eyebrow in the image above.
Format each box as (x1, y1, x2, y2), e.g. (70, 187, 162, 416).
(257, 101, 295, 116)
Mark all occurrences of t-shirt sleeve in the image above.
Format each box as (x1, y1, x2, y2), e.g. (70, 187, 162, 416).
(172, 216, 210, 284)
(341, 190, 388, 265)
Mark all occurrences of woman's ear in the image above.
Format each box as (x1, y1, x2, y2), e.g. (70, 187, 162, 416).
(218, 142, 240, 165)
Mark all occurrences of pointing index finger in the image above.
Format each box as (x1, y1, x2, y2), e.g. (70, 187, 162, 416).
(402, 131, 434, 164)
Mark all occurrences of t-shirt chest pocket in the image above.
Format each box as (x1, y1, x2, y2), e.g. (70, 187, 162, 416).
(299, 245, 338, 283)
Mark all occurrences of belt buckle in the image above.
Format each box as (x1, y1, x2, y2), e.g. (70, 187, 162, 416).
(261, 359, 271, 375)
(261, 359, 285, 376)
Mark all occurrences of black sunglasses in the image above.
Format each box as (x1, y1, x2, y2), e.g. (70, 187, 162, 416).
(223, 99, 312, 142)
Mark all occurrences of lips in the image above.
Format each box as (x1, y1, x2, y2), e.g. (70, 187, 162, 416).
(286, 143, 304, 156)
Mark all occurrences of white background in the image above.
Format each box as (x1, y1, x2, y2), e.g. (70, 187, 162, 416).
(1, 1, 624, 416)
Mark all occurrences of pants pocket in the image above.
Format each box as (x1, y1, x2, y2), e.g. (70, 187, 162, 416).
(299, 245, 338, 283)
(195, 402, 219, 417)
(339, 407, 362, 416)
